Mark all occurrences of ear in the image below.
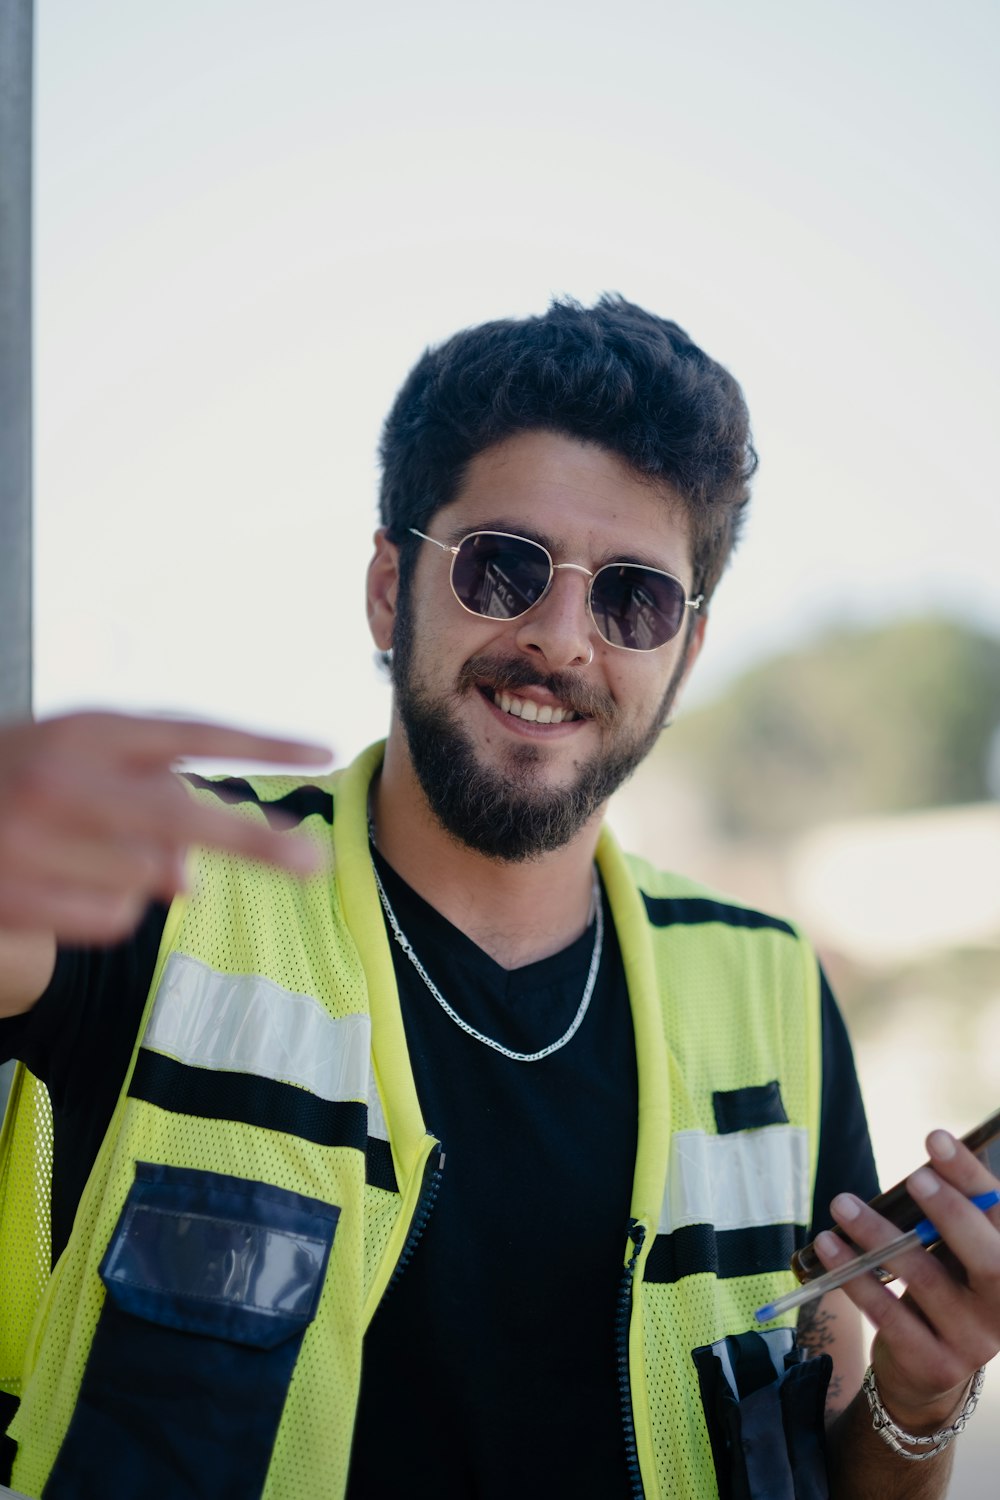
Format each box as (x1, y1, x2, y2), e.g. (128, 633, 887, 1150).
(366, 528, 400, 652)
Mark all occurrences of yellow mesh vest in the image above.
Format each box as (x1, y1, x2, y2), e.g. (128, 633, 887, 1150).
(0, 1065, 53, 1397)
(3, 742, 821, 1499)
(603, 842, 822, 1500)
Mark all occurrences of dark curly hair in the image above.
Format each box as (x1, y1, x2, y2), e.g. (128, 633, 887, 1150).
(378, 295, 757, 604)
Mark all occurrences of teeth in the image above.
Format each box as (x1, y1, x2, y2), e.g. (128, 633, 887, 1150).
(491, 690, 576, 724)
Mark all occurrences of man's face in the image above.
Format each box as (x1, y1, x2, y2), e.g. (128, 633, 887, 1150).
(373, 430, 705, 861)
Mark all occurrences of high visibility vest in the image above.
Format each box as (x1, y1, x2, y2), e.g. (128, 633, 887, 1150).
(3, 742, 821, 1500)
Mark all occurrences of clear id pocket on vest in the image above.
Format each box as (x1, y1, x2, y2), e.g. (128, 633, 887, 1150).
(43, 1163, 340, 1500)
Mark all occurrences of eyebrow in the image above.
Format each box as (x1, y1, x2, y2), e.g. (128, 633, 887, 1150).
(440, 518, 683, 577)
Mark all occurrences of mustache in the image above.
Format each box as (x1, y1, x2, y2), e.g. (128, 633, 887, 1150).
(457, 653, 620, 728)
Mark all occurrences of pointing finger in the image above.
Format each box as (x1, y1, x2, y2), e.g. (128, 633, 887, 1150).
(59, 712, 332, 769)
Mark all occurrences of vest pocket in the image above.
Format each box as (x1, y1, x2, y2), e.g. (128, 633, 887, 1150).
(692, 1328, 832, 1499)
(44, 1162, 339, 1500)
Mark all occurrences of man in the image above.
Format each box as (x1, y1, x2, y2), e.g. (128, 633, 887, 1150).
(0, 297, 997, 1498)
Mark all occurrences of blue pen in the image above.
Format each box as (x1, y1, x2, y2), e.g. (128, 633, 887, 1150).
(755, 1189, 1000, 1323)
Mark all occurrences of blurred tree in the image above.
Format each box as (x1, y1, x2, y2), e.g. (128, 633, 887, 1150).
(658, 617, 1000, 839)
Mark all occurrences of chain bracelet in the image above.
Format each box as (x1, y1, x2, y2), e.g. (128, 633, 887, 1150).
(862, 1364, 986, 1461)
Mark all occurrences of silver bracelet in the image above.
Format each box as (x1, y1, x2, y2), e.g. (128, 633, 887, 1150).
(862, 1364, 986, 1461)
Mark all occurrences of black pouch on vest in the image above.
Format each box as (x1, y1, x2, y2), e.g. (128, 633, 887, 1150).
(44, 1162, 339, 1500)
(692, 1328, 832, 1500)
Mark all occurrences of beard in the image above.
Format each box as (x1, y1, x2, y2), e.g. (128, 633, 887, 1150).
(390, 589, 687, 863)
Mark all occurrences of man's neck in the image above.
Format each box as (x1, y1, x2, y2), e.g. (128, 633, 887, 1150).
(371, 735, 603, 970)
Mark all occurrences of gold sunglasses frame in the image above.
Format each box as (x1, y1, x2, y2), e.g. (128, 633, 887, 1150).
(409, 527, 702, 652)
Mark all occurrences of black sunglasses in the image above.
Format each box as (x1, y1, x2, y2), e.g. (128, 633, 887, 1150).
(410, 528, 702, 652)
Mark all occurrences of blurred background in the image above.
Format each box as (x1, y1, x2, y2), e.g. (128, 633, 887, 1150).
(20, 0, 1000, 1489)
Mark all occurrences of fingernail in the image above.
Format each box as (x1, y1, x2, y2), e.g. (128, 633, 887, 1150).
(928, 1130, 957, 1161)
(832, 1192, 862, 1221)
(910, 1166, 940, 1197)
(816, 1230, 845, 1258)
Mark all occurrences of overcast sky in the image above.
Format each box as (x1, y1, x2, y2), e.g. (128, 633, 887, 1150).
(33, 0, 999, 763)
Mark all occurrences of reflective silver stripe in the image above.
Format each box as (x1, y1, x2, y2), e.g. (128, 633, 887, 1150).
(144, 951, 371, 1103)
(658, 1126, 811, 1235)
(366, 1057, 390, 1143)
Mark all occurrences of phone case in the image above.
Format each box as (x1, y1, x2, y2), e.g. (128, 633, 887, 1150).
(791, 1106, 1000, 1284)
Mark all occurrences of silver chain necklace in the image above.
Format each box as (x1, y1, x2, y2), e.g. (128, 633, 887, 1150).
(370, 859, 604, 1063)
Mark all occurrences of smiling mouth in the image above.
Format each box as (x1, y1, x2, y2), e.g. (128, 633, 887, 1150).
(485, 687, 581, 724)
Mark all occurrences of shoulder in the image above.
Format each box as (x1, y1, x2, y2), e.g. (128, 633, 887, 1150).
(179, 742, 382, 842)
(181, 770, 338, 823)
(175, 772, 340, 920)
(604, 839, 820, 1035)
(613, 849, 821, 1052)
(620, 851, 801, 941)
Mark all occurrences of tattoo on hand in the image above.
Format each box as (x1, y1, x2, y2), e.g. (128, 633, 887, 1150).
(797, 1299, 844, 1410)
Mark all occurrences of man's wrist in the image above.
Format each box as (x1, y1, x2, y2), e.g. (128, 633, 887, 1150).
(863, 1365, 985, 1460)
(873, 1371, 971, 1434)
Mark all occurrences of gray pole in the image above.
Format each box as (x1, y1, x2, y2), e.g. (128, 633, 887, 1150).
(0, 0, 33, 722)
(0, 0, 34, 1116)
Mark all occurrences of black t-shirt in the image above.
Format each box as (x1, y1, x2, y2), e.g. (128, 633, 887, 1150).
(350, 852, 639, 1496)
(0, 866, 878, 1496)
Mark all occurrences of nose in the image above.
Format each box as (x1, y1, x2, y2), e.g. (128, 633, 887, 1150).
(513, 564, 596, 669)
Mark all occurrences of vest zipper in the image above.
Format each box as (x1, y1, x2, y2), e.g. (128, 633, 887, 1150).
(384, 1146, 445, 1297)
(617, 1218, 646, 1499)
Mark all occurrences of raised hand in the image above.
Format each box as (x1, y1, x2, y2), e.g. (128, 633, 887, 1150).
(0, 712, 331, 944)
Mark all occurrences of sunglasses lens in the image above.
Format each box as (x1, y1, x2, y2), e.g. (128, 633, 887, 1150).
(451, 533, 552, 619)
(591, 565, 686, 650)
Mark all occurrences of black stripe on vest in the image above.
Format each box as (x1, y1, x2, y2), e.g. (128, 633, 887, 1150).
(130, 1049, 370, 1154)
(182, 774, 334, 828)
(365, 1136, 400, 1194)
(643, 1221, 808, 1284)
(640, 894, 795, 937)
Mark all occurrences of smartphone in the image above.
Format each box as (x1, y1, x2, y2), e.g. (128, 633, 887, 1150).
(791, 1106, 1000, 1284)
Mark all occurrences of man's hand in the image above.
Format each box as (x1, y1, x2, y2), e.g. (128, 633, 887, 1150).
(0, 712, 332, 945)
(820, 1129, 1000, 1496)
